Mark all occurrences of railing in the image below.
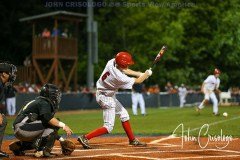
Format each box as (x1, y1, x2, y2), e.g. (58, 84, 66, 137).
(33, 37, 77, 56)
(58, 37, 78, 56)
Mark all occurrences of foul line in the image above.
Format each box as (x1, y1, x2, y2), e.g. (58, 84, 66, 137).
(189, 116, 240, 132)
(149, 134, 179, 144)
(150, 116, 240, 144)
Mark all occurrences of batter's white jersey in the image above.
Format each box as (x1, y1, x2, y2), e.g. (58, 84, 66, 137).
(96, 59, 134, 133)
(97, 59, 135, 96)
(203, 75, 220, 91)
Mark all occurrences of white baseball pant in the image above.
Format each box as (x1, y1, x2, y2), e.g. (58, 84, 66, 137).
(6, 97, 16, 116)
(131, 92, 146, 115)
(96, 91, 130, 133)
(179, 95, 186, 108)
(199, 90, 218, 114)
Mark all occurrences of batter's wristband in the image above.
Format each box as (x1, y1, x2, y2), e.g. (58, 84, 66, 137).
(59, 122, 66, 129)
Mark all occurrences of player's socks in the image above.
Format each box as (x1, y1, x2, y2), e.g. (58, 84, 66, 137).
(85, 127, 108, 140)
(122, 121, 135, 141)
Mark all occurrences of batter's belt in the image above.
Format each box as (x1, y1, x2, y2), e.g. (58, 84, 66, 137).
(96, 89, 116, 97)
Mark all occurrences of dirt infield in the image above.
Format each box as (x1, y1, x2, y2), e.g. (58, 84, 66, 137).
(2, 136, 240, 160)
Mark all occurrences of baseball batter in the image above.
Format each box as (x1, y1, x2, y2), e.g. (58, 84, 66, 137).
(78, 52, 152, 149)
(0, 62, 17, 158)
(196, 68, 221, 115)
(178, 84, 187, 108)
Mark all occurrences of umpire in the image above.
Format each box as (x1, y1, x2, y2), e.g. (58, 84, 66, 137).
(131, 83, 146, 116)
(0, 62, 17, 158)
(9, 83, 73, 157)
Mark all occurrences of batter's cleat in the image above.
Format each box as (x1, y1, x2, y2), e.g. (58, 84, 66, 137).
(0, 150, 9, 158)
(9, 141, 25, 156)
(77, 135, 92, 149)
(129, 138, 147, 147)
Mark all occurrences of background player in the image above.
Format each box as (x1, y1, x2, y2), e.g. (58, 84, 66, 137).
(132, 83, 146, 115)
(9, 83, 73, 157)
(78, 52, 152, 149)
(196, 68, 221, 115)
(178, 84, 188, 108)
(4, 85, 17, 116)
(0, 62, 17, 158)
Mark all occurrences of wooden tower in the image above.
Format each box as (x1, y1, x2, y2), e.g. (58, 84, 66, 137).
(20, 11, 87, 91)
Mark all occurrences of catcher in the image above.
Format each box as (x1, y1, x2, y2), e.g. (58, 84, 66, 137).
(9, 83, 75, 157)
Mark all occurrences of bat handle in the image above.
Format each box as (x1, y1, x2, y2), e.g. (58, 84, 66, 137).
(150, 64, 156, 70)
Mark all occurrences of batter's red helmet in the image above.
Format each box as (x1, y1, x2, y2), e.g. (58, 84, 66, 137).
(214, 68, 221, 75)
(115, 52, 134, 68)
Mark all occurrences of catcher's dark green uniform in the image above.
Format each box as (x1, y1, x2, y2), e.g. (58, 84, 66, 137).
(10, 83, 62, 157)
(13, 96, 56, 141)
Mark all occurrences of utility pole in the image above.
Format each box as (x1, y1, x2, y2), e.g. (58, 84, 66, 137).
(87, 0, 94, 89)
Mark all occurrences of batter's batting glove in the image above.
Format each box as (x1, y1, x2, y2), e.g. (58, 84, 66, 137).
(145, 69, 152, 76)
(60, 139, 76, 155)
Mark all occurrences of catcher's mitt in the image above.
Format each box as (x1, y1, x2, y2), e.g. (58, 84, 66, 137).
(60, 139, 76, 155)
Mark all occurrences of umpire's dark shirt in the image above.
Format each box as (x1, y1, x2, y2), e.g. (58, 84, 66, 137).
(14, 97, 55, 127)
(4, 86, 17, 98)
(132, 84, 143, 93)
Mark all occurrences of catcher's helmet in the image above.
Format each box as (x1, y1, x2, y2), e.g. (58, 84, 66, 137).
(214, 68, 221, 75)
(40, 83, 62, 110)
(0, 62, 17, 84)
(115, 52, 134, 69)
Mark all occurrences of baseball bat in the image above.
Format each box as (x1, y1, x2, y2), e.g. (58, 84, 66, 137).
(150, 45, 167, 69)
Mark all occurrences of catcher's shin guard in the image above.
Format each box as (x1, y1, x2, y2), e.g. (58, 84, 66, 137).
(34, 132, 57, 157)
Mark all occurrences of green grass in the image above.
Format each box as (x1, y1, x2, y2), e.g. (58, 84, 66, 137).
(5, 106, 240, 137)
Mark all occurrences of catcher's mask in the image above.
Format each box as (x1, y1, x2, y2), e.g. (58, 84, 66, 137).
(0, 62, 17, 85)
(40, 83, 62, 110)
